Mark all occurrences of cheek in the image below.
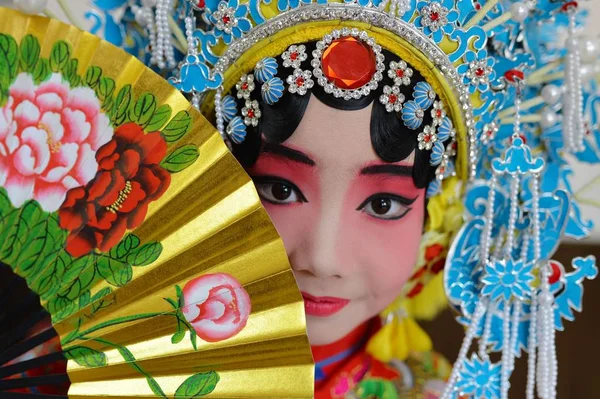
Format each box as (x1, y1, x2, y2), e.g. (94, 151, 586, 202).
(340, 192, 426, 297)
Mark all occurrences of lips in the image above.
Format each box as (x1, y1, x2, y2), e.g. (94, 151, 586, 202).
(301, 292, 350, 317)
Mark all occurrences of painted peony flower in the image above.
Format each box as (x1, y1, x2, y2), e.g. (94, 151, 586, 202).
(58, 123, 170, 257)
(181, 273, 252, 342)
(0, 73, 113, 212)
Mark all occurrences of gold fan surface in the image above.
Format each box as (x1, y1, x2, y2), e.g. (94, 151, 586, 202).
(0, 7, 313, 398)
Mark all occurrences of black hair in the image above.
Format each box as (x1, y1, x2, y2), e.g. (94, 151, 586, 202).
(229, 41, 441, 189)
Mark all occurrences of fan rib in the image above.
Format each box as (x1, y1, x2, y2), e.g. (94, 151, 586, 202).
(0, 352, 65, 379)
(0, 374, 70, 391)
(0, 329, 57, 366)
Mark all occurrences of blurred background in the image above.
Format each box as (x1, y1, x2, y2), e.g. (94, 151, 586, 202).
(0, 1, 599, 397)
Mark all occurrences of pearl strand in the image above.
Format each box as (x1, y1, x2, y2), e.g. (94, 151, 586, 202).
(133, 5, 158, 65)
(185, 15, 197, 55)
(506, 175, 521, 256)
(537, 262, 555, 399)
(440, 300, 488, 399)
(154, 0, 176, 70)
(215, 87, 227, 142)
(526, 292, 538, 399)
(508, 299, 522, 373)
(500, 302, 512, 399)
(478, 299, 493, 360)
(564, 7, 585, 152)
(481, 173, 497, 263)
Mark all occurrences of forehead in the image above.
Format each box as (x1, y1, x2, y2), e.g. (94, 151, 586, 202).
(283, 94, 415, 169)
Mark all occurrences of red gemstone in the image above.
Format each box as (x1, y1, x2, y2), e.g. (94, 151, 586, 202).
(561, 1, 578, 12)
(430, 12, 440, 21)
(396, 69, 404, 78)
(241, 82, 248, 90)
(548, 261, 563, 284)
(424, 135, 431, 143)
(296, 77, 305, 86)
(476, 68, 485, 77)
(321, 36, 376, 90)
(389, 94, 398, 103)
(247, 109, 255, 118)
(290, 52, 298, 61)
(222, 15, 231, 24)
(436, 109, 443, 118)
(197, 0, 205, 8)
(475, 2, 481, 10)
(487, 130, 494, 136)
(505, 69, 525, 83)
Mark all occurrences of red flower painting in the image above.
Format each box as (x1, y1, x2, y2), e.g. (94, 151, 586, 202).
(59, 123, 171, 257)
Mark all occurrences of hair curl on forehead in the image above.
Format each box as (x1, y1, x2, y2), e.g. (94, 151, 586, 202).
(229, 42, 448, 189)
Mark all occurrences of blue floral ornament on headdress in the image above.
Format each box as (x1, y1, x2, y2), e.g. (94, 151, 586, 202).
(457, 50, 497, 94)
(456, 355, 501, 399)
(255, 57, 279, 83)
(261, 77, 285, 105)
(413, 81, 436, 109)
(482, 258, 535, 301)
(208, 0, 252, 44)
(221, 95, 238, 122)
(414, 0, 459, 43)
(226, 116, 247, 144)
(401, 100, 425, 130)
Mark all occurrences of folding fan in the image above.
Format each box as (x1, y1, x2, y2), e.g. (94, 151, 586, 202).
(0, 7, 313, 398)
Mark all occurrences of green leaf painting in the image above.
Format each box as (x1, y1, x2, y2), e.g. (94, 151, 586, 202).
(0, 32, 210, 399)
(161, 145, 200, 173)
(19, 34, 40, 72)
(49, 41, 70, 72)
(65, 346, 108, 368)
(175, 372, 220, 398)
(162, 110, 192, 142)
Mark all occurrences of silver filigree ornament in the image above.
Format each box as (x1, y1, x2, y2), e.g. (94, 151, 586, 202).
(236, 74, 255, 99)
(379, 85, 405, 113)
(212, 2, 239, 35)
(431, 101, 446, 125)
(466, 59, 494, 87)
(418, 124, 438, 150)
(311, 28, 385, 101)
(211, 4, 477, 178)
(287, 68, 314, 95)
(420, 2, 450, 33)
(282, 44, 308, 69)
(388, 60, 414, 86)
(241, 99, 261, 126)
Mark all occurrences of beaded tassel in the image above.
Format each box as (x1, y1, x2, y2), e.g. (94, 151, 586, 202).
(563, 3, 585, 153)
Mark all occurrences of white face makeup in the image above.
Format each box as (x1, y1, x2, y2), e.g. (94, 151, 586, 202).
(247, 95, 426, 345)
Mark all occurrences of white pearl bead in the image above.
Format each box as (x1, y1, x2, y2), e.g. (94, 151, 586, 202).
(580, 64, 594, 81)
(566, 37, 579, 52)
(13, 0, 48, 14)
(510, 2, 529, 23)
(541, 84, 561, 105)
(580, 38, 599, 63)
(540, 109, 558, 128)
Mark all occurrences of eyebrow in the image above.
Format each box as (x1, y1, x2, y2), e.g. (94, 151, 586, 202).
(260, 143, 316, 166)
(360, 164, 413, 177)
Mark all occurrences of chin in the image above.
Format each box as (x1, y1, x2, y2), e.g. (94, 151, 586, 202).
(305, 314, 360, 345)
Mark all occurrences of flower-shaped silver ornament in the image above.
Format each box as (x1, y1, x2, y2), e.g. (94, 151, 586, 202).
(241, 100, 261, 126)
(236, 74, 255, 99)
(287, 69, 314, 95)
(379, 85, 406, 113)
(418, 125, 438, 150)
(388, 60, 414, 86)
(282, 44, 308, 69)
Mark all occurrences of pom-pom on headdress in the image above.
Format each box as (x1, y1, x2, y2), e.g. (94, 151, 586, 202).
(91, 0, 600, 397)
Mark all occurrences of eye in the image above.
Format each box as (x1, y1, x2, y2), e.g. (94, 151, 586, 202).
(252, 176, 307, 205)
(357, 194, 416, 220)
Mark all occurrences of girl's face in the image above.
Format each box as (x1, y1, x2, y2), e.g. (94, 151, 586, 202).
(246, 95, 427, 345)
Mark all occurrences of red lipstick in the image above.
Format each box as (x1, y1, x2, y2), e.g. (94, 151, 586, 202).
(301, 292, 350, 317)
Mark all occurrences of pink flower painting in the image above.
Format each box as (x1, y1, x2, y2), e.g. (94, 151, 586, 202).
(182, 273, 252, 342)
(0, 73, 113, 212)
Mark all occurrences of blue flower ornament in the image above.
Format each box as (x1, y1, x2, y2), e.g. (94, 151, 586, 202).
(415, 0, 459, 43)
(208, 0, 252, 44)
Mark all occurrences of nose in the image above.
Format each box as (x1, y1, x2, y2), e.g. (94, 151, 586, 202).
(292, 204, 345, 279)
